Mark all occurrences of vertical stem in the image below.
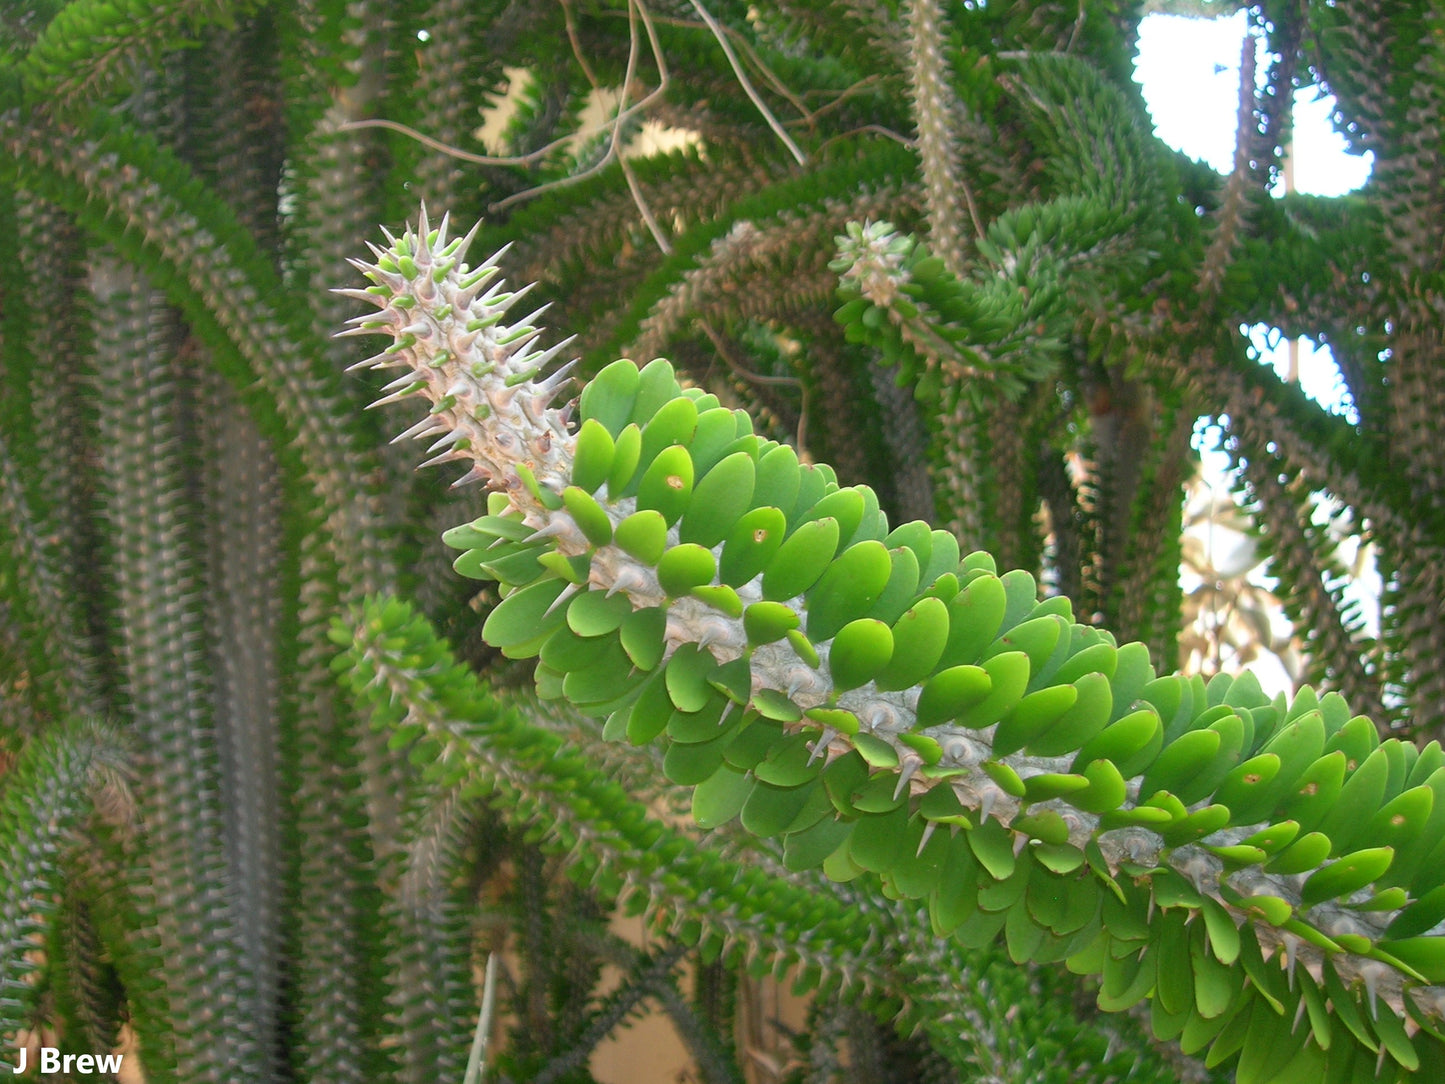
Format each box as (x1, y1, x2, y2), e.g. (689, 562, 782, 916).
(92, 257, 258, 1081)
(904, 0, 971, 274)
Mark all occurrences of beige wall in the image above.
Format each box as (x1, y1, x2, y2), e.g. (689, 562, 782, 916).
(589, 914, 813, 1084)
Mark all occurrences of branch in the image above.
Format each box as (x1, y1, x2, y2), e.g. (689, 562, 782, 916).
(340, 210, 1445, 1079)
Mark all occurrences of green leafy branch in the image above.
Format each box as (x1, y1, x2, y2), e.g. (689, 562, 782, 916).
(0, 718, 126, 1031)
(333, 593, 1201, 1082)
(341, 209, 1445, 1082)
(14, 0, 265, 112)
(831, 219, 1065, 405)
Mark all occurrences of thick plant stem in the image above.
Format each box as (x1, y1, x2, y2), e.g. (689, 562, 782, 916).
(92, 257, 259, 1081)
(904, 0, 971, 275)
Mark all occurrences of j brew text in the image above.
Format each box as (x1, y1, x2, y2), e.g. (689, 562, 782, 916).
(11, 1047, 125, 1074)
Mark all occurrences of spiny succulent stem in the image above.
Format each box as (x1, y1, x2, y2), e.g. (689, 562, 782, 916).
(343, 209, 1445, 1030)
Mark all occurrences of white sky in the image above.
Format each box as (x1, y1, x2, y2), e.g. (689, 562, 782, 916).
(1133, 10, 1371, 424)
(1134, 11, 1374, 195)
(1134, 13, 1381, 689)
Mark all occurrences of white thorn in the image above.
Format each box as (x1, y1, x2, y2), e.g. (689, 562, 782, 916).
(334, 286, 385, 304)
(606, 566, 650, 598)
(425, 429, 469, 454)
(522, 522, 569, 545)
(449, 328, 482, 354)
(542, 582, 581, 617)
(391, 417, 449, 444)
(511, 301, 551, 330)
(503, 329, 543, 359)
(450, 465, 491, 488)
(416, 449, 467, 470)
(341, 309, 390, 326)
(807, 728, 837, 765)
(893, 757, 920, 802)
(916, 821, 937, 857)
(452, 217, 483, 267)
(530, 350, 579, 392)
(503, 281, 538, 311)
(368, 385, 421, 409)
(345, 352, 391, 372)
(473, 240, 512, 273)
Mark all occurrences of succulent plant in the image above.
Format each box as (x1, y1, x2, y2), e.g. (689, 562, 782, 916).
(341, 208, 1445, 1082)
(6, 2, 1445, 1081)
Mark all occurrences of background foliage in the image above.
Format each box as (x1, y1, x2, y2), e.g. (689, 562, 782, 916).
(0, 1, 1436, 1081)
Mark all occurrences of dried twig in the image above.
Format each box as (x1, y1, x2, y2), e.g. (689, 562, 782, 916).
(491, 0, 670, 212)
(687, 0, 807, 165)
(698, 319, 812, 455)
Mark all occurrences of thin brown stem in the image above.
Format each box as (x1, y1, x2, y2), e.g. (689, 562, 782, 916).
(687, 0, 807, 165)
(698, 320, 811, 455)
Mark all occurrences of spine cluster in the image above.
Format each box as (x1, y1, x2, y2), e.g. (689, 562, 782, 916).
(340, 216, 577, 519)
